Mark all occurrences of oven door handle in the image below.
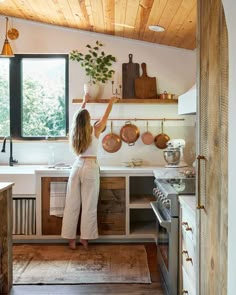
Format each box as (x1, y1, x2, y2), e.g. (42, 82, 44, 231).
(150, 201, 171, 233)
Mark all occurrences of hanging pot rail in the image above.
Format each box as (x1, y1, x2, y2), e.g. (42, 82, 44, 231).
(91, 118, 184, 122)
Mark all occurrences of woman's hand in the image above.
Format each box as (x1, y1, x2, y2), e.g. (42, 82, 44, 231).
(81, 93, 91, 109)
(110, 96, 120, 104)
(83, 93, 91, 103)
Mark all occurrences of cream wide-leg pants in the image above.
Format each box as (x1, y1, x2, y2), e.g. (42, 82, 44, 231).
(61, 157, 100, 240)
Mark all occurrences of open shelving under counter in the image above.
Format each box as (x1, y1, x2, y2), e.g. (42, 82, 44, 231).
(72, 98, 178, 104)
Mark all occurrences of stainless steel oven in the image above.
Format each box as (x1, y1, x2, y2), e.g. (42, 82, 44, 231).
(151, 177, 195, 295)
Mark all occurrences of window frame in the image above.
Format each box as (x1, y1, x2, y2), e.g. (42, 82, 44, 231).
(9, 54, 69, 140)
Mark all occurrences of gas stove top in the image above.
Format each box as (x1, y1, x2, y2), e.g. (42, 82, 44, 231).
(153, 178, 196, 217)
(164, 178, 196, 195)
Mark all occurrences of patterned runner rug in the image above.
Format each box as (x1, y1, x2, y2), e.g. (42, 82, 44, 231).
(13, 244, 151, 284)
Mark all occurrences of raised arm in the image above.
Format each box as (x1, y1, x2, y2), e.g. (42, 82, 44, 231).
(94, 96, 119, 136)
(80, 93, 90, 109)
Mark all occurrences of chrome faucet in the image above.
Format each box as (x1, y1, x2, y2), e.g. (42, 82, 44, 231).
(1, 136, 18, 166)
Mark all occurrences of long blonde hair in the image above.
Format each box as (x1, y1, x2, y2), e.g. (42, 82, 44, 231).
(70, 109, 92, 155)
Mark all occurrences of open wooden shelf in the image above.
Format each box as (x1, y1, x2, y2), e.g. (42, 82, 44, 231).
(72, 98, 178, 104)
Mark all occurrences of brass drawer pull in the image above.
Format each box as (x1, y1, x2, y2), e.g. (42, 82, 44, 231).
(182, 250, 193, 263)
(182, 222, 192, 232)
(186, 257, 193, 263)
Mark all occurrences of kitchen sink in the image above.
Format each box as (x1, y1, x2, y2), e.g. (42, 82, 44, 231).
(0, 165, 41, 194)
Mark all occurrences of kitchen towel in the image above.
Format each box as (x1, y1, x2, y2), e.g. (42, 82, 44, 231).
(50, 182, 67, 217)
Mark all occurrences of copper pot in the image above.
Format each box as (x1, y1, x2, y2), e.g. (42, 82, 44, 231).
(120, 121, 140, 146)
(141, 121, 154, 145)
(159, 91, 168, 99)
(154, 120, 170, 149)
(102, 121, 122, 153)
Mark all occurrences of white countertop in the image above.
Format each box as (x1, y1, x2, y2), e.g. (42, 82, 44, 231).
(0, 182, 14, 193)
(179, 195, 196, 213)
(0, 164, 194, 177)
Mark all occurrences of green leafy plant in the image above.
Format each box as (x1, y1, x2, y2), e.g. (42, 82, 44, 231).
(70, 40, 116, 84)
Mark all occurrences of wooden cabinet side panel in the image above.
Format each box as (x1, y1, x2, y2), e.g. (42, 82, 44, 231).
(0, 188, 13, 293)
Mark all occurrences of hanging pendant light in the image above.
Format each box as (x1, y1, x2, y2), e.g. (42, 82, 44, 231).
(1, 17, 14, 57)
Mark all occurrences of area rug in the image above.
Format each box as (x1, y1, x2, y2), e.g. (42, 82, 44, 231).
(13, 244, 151, 284)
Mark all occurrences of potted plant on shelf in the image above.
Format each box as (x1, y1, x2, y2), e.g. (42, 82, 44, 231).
(70, 40, 116, 99)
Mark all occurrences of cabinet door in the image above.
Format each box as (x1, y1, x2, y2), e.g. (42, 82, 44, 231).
(98, 177, 126, 235)
(41, 177, 75, 235)
(197, 0, 228, 294)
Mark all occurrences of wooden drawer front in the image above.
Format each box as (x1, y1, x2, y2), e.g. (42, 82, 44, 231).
(182, 232, 196, 283)
(100, 177, 125, 190)
(182, 266, 196, 295)
(181, 206, 196, 244)
(98, 213, 125, 235)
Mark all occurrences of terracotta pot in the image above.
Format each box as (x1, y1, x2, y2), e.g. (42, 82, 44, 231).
(120, 121, 140, 146)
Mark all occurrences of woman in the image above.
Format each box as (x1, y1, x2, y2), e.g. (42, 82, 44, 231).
(61, 94, 118, 249)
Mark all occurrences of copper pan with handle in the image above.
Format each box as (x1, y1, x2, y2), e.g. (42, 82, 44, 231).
(120, 121, 140, 146)
(154, 120, 170, 149)
(141, 121, 154, 145)
(102, 121, 122, 153)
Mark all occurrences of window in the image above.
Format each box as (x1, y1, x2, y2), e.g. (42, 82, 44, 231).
(0, 54, 69, 139)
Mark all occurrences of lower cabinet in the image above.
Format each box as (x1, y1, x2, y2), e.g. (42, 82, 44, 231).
(41, 176, 126, 236)
(41, 177, 69, 235)
(179, 196, 196, 295)
(98, 177, 126, 235)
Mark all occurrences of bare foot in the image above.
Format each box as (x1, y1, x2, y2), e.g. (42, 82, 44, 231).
(80, 239, 88, 249)
(69, 239, 76, 250)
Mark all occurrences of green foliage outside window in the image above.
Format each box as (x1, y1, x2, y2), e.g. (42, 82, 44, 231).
(0, 56, 68, 139)
(0, 59, 10, 136)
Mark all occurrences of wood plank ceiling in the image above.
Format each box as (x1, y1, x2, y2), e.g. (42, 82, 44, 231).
(0, 0, 197, 50)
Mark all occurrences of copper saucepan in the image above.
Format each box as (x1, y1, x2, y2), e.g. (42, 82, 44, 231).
(141, 121, 154, 145)
(154, 120, 170, 149)
(120, 121, 140, 146)
(102, 121, 122, 153)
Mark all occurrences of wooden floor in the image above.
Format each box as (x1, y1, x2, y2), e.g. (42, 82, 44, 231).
(9, 243, 165, 295)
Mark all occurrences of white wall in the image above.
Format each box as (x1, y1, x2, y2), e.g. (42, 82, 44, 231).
(222, 1, 236, 294)
(0, 17, 196, 167)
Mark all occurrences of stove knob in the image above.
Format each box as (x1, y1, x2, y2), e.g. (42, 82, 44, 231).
(160, 196, 166, 202)
(163, 199, 171, 209)
(153, 188, 158, 194)
(157, 194, 163, 200)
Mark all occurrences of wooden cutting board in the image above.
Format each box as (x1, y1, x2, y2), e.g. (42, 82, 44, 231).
(134, 63, 157, 99)
(122, 54, 140, 98)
